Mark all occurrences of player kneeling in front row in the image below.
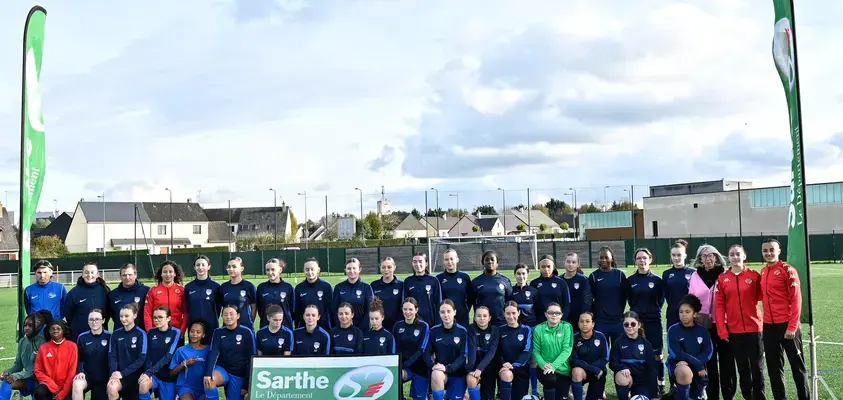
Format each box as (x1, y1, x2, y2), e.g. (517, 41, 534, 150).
(570, 312, 609, 400)
(497, 301, 533, 400)
(139, 306, 181, 400)
(169, 320, 210, 400)
(204, 305, 256, 400)
(394, 298, 430, 400)
(667, 295, 713, 400)
(426, 300, 473, 400)
(532, 302, 575, 400)
(611, 311, 658, 399)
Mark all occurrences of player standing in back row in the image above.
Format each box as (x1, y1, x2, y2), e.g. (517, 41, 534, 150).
(469, 250, 513, 326)
(760, 239, 810, 400)
(589, 247, 626, 346)
(436, 249, 472, 328)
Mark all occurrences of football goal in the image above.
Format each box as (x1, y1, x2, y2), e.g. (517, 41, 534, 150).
(427, 234, 539, 273)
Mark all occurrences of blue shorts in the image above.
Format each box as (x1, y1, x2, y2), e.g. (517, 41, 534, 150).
(595, 321, 623, 346)
(215, 366, 246, 400)
(403, 369, 429, 400)
(151, 376, 177, 400)
(0, 378, 37, 399)
(178, 384, 205, 399)
(444, 374, 467, 400)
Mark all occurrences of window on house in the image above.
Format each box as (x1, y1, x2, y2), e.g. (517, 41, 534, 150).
(193, 225, 202, 234)
(230, 225, 235, 233)
(158, 225, 167, 235)
(193, 245, 201, 248)
(95, 248, 103, 253)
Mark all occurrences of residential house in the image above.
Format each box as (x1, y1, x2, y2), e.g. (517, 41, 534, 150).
(422, 216, 458, 237)
(203, 204, 292, 238)
(392, 215, 427, 239)
(34, 212, 73, 242)
(65, 201, 223, 254)
(0, 202, 19, 260)
(447, 215, 505, 237)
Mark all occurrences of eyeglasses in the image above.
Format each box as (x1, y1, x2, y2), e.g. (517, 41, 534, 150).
(623, 322, 638, 328)
(702, 254, 717, 259)
(88, 318, 103, 323)
(546, 311, 562, 316)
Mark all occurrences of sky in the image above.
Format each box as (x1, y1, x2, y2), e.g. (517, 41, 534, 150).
(1, 0, 842, 223)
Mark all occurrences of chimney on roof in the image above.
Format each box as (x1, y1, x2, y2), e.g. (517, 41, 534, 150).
(0, 201, 4, 217)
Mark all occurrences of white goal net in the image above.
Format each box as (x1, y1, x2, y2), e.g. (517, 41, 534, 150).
(428, 234, 539, 273)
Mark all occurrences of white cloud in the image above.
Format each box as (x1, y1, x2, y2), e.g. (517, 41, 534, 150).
(0, 0, 840, 221)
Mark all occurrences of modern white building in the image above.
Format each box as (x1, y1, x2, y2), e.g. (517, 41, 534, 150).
(65, 201, 232, 254)
(643, 179, 843, 237)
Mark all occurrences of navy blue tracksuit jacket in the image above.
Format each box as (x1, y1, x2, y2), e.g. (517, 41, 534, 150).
(145, 327, 181, 382)
(109, 326, 148, 378)
(469, 324, 499, 372)
(589, 268, 627, 325)
(65, 279, 110, 341)
(393, 319, 430, 374)
(206, 325, 257, 380)
(424, 323, 474, 376)
(371, 277, 403, 333)
(662, 267, 694, 327)
(256, 279, 295, 330)
(185, 277, 222, 331)
(667, 323, 713, 373)
(294, 279, 333, 330)
(330, 325, 364, 354)
(436, 270, 472, 327)
(256, 325, 294, 356)
(76, 330, 111, 383)
(625, 272, 665, 324)
(530, 275, 570, 325)
(293, 327, 331, 356)
(562, 273, 592, 328)
(217, 280, 257, 330)
(361, 328, 396, 355)
(403, 274, 442, 326)
(511, 284, 537, 327)
(107, 281, 150, 331)
(571, 331, 610, 376)
(469, 273, 513, 325)
(332, 279, 374, 330)
(497, 324, 532, 368)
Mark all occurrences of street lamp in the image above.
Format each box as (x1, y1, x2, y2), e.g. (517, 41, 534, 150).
(269, 188, 278, 250)
(165, 188, 173, 252)
(603, 185, 610, 211)
(97, 194, 106, 256)
(497, 188, 506, 233)
(430, 188, 440, 236)
(450, 193, 460, 237)
(298, 191, 308, 249)
(354, 188, 363, 222)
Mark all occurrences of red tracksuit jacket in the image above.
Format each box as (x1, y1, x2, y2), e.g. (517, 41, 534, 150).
(715, 268, 763, 340)
(144, 283, 188, 335)
(761, 261, 802, 332)
(34, 339, 77, 399)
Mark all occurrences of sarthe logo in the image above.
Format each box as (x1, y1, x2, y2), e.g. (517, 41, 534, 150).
(333, 365, 394, 400)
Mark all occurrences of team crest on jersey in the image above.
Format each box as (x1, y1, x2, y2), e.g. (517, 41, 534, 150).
(356, 289, 362, 298)
(205, 289, 212, 299)
(525, 291, 531, 298)
(393, 289, 399, 295)
(240, 290, 246, 298)
(498, 283, 505, 291)
(134, 297, 140, 303)
(574, 283, 580, 290)
(347, 334, 354, 342)
(132, 337, 137, 344)
(517, 334, 524, 342)
(278, 338, 285, 347)
(48, 292, 56, 299)
(280, 292, 287, 300)
(165, 337, 171, 344)
(314, 342, 320, 350)
(413, 329, 420, 337)
(551, 283, 557, 288)
(317, 291, 323, 298)
(175, 289, 181, 294)
(379, 337, 386, 345)
(697, 337, 703, 344)
(236, 334, 242, 342)
(457, 278, 463, 285)
(537, 283, 543, 288)
(594, 339, 601, 347)
(648, 282, 654, 289)
(637, 344, 644, 353)
(399, 328, 405, 333)
(669, 273, 674, 279)
(686, 274, 692, 280)
(101, 340, 107, 347)
(425, 285, 431, 293)
(484, 333, 491, 341)
(745, 278, 753, 285)
(774, 269, 782, 276)
(454, 337, 461, 344)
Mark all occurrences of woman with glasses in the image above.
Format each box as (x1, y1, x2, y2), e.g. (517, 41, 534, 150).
(107, 303, 148, 400)
(371, 257, 404, 334)
(404, 253, 443, 326)
(169, 320, 210, 400)
(393, 298, 430, 400)
(330, 303, 364, 354)
(139, 306, 182, 400)
(34, 320, 77, 400)
(256, 305, 294, 356)
(532, 302, 575, 400)
(145, 261, 188, 343)
(497, 301, 533, 400)
(217, 258, 257, 331)
(425, 300, 473, 400)
(256, 258, 295, 330)
(570, 312, 609, 400)
(204, 305, 257, 400)
(688, 244, 735, 400)
(71, 310, 110, 400)
(333, 258, 374, 330)
(610, 311, 657, 399)
(625, 248, 667, 396)
(466, 306, 499, 400)
(64, 262, 110, 341)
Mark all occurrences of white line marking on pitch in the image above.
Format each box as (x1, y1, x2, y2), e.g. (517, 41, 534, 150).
(819, 376, 838, 400)
(0, 357, 13, 361)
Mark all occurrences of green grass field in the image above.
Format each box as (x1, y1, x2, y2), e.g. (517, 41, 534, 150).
(0, 265, 840, 399)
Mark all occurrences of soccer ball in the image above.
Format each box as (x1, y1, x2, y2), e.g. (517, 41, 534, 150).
(630, 395, 650, 400)
(521, 395, 541, 400)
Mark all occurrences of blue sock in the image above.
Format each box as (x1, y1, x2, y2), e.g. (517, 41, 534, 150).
(571, 380, 583, 400)
(616, 385, 630, 399)
(676, 383, 690, 400)
(544, 388, 556, 400)
(205, 387, 220, 400)
(139, 392, 152, 400)
(432, 389, 445, 400)
(499, 381, 512, 400)
(531, 368, 540, 395)
(0, 381, 12, 400)
(467, 386, 480, 400)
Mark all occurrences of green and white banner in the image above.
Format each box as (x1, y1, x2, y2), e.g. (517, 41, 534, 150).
(18, 5, 48, 339)
(771, 0, 813, 324)
(250, 355, 400, 400)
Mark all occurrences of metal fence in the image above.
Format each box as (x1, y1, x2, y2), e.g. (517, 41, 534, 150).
(0, 269, 122, 288)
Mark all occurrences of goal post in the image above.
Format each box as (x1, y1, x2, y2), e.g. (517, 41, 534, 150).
(427, 234, 539, 273)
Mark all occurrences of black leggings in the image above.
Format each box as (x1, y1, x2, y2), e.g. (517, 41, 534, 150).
(707, 324, 737, 400)
(32, 384, 53, 400)
(537, 371, 572, 400)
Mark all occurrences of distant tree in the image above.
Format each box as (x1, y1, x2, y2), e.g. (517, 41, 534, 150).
(410, 208, 423, 220)
(516, 224, 526, 231)
(426, 208, 446, 218)
(289, 211, 299, 239)
(531, 204, 549, 215)
(513, 204, 527, 212)
(445, 208, 465, 218)
(391, 210, 410, 221)
(539, 223, 548, 233)
(381, 213, 401, 233)
(31, 219, 51, 231)
(472, 225, 481, 232)
(543, 198, 573, 223)
(472, 205, 497, 216)
(362, 211, 384, 240)
(610, 201, 637, 211)
(560, 222, 570, 230)
(579, 203, 600, 213)
(32, 235, 67, 258)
